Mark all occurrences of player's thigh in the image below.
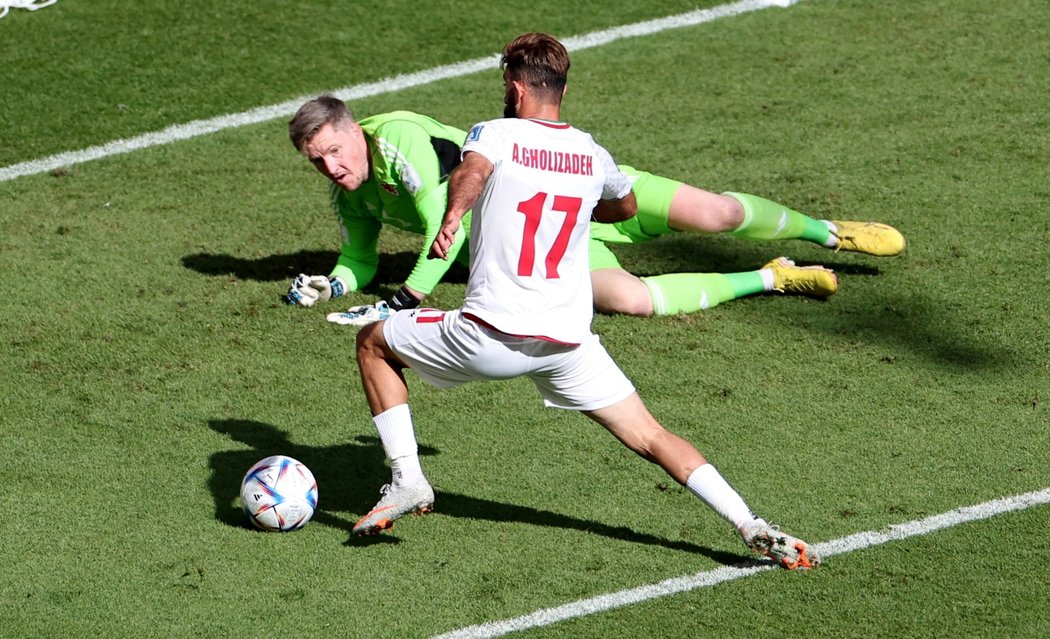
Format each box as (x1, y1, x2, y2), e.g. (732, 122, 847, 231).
(382, 309, 477, 388)
(666, 184, 742, 233)
(529, 334, 635, 411)
(591, 267, 653, 316)
(384, 309, 533, 387)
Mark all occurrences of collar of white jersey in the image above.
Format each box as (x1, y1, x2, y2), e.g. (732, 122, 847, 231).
(526, 118, 570, 129)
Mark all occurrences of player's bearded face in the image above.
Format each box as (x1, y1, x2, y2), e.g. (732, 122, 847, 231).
(503, 75, 519, 118)
(305, 122, 370, 192)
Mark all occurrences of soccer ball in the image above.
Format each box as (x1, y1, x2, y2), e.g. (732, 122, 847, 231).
(240, 455, 318, 532)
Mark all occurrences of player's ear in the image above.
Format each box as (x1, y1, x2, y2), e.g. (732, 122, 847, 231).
(349, 121, 366, 141)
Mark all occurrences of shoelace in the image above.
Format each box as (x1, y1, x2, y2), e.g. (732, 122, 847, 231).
(831, 230, 852, 253)
(789, 271, 822, 293)
(776, 260, 832, 294)
(1, 0, 57, 20)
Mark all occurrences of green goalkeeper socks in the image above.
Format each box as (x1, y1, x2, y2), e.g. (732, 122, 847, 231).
(726, 192, 833, 246)
(642, 271, 767, 315)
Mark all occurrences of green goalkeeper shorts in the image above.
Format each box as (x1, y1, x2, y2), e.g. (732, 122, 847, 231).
(588, 166, 682, 271)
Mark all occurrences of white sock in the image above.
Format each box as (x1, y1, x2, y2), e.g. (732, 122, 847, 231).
(372, 404, 424, 487)
(822, 220, 840, 248)
(685, 463, 756, 531)
(758, 268, 775, 291)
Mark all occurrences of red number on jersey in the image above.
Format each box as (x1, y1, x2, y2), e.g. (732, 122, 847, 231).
(516, 192, 583, 278)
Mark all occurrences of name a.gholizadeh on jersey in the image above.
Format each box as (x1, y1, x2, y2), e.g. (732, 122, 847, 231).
(510, 143, 595, 175)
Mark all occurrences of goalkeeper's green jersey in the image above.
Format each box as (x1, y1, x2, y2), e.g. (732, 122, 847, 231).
(326, 115, 684, 293)
(328, 111, 471, 295)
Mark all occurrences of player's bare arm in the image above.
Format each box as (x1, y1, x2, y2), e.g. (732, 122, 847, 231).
(592, 191, 638, 223)
(430, 151, 493, 260)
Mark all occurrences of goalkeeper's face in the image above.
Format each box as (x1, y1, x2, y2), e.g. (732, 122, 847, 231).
(305, 122, 370, 192)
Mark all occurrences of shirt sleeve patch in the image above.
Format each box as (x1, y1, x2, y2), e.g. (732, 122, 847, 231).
(377, 137, 423, 195)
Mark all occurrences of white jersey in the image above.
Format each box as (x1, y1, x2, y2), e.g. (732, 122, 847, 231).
(459, 118, 633, 344)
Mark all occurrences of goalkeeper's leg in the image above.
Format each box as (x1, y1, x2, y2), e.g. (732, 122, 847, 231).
(591, 261, 836, 317)
(661, 184, 832, 244)
(724, 191, 905, 255)
(654, 180, 904, 256)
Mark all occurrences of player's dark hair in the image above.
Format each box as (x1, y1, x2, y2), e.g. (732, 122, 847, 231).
(500, 32, 570, 102)
(288, 95, 355, 153)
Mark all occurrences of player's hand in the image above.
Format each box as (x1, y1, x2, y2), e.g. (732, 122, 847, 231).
(326, 301, 395, 326)
(285, 274, 347, 306)
(428, 221, 460, 260)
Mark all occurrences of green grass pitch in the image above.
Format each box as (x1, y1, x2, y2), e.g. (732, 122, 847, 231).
(1, 0, 1048, 637)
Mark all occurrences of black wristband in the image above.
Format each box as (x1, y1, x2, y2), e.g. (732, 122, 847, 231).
(388, 286, 421, 311)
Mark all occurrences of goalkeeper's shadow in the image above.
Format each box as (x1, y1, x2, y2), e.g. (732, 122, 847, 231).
(181, 250, 468, 287)
(182, 250, 338, 282)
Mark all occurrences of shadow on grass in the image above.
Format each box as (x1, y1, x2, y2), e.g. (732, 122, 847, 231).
(613, 235, 1020, 371)
(766, 288, 1021, 371)
(178, 233, 872, 289)
(182, 249, 339, 282)
(182, 250, 468, 287)
(208, 419, 744, 564)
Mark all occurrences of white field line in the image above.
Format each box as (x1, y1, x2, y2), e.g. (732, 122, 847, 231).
(0, 0, 798, 184)
(431, 486, 1050, 639)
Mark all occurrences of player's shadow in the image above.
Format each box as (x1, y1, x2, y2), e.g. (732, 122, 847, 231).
(207, 418, 406, 534)
(208, 419, 744, 564)
(428, 494, 744, 565)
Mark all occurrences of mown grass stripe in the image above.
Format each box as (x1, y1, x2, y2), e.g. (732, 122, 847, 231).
(433, 487, 1050, 639)
(0, 0, 796, 184)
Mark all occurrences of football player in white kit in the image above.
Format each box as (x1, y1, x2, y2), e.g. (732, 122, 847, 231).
(352, 32, 819, 570)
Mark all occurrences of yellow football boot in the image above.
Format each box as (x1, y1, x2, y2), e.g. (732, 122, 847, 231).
(830, 221, 906, 256)
(764, 257, 838, 298)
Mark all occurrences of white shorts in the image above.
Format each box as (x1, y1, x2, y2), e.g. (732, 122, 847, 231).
(383, 308, 635, 411)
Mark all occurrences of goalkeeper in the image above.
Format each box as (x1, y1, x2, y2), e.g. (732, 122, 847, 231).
(285, 96, 905, 324)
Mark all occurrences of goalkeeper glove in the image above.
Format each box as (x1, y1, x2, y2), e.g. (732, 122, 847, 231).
(326, 301, 396, 326)
(285, 274, 347, 307)
(324, 286, 421, 326)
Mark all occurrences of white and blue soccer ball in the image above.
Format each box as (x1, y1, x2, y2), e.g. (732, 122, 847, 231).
(240, 455, 318, 532)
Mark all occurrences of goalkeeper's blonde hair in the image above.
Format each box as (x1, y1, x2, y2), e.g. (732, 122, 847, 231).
(288, 95, 356, 154)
